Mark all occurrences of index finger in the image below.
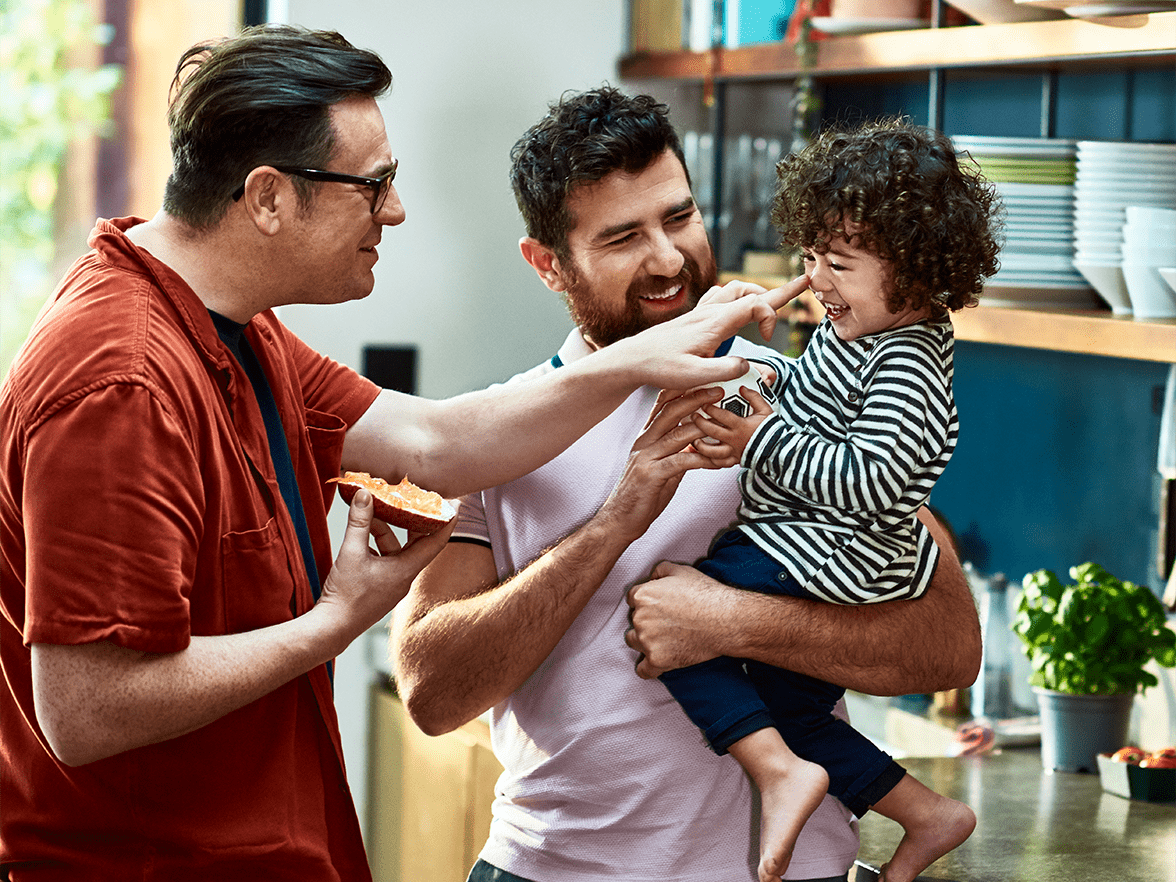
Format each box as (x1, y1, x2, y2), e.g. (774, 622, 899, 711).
(698, 278, 768, 306)
(761, 274, 810, 313)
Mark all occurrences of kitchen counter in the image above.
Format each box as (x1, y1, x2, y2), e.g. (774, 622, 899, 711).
(853, 749, 1175, 881)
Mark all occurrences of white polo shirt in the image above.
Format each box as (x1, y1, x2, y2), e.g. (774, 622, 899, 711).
(452, 330, 859, 882)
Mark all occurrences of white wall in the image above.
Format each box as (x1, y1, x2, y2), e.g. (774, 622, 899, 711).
(275, 0, 628, 841)
(278, 1, 628, 398)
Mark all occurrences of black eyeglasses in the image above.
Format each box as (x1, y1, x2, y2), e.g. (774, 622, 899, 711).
(231, 160, 398, 214)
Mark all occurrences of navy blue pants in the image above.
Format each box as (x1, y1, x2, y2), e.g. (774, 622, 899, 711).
(660, 531, 905, 818)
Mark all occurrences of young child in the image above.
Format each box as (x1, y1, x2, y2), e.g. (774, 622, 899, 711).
(659, 118, 1002, 882)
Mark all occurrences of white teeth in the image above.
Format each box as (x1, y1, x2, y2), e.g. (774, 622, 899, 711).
(642, 285, 681, 301)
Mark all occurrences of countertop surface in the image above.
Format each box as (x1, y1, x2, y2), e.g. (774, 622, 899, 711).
(853, 749, 1175, 882)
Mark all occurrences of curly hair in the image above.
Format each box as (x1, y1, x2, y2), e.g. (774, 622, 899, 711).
(510, 86, 687, 260)
(771, 118, 1004, 313)
(164, 25, 392, 229)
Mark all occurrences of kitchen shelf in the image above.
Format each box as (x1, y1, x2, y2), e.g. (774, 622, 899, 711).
(619, 12, 1176, 81)
(721, 272, 1176, 362)
(951, 302, 1176, 362)
(638, 13, 1175, 364)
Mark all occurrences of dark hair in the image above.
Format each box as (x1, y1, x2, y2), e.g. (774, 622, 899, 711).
(163, 25, 393, 229)
(771, 118, 1003, 313)
(510, 85, 687, 259)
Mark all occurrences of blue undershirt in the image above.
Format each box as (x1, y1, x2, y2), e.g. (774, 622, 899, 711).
(210, 311, 322, 603)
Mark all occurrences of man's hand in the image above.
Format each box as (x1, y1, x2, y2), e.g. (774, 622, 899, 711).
(626, 507, 982, 694)
(598, 388, 726, 545)
(316, 488, 455, 649)
(696, 274, 808, 343)
(609, 275, 809, 392)
(625, 561, 733, 678)
(391, 387, 737, 737)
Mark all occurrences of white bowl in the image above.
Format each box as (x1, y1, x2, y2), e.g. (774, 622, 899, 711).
(1076, 261, 1132, 314)
(1077, 179, 1176, 194)
(1075, 171, 1176, 180)
(1159, 267, 1176, 294)
(1125, 205, 1176, 226)
(1120, 242, 1176, 263)
(1122, 225, 1176, 250)
(1123, 262, 1176, 319)
(1073, 206, 1126, 220)
(1075, 229, 1124, 243)
(1072, 222, 1124, 236)
(1074, 191, 1176, 205)
(1076, 251, 1124, 266)
(1078, 141, 1176, 158)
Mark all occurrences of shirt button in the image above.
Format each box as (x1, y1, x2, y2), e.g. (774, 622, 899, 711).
(849, 392, 859, 402)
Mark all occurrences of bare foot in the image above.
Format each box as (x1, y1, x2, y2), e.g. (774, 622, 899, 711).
(726, 728, 830, 882)
(873, 776, 976, 882)
(756, 759, 829, 882)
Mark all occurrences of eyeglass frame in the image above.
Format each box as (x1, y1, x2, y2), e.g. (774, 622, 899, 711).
(230, 160, 398, 214)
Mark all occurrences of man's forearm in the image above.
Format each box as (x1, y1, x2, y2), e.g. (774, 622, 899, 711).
(393, 514, 633, 736)
(395, 390, 717, 734)
(718, 566, 980, 695)
(345, 279, 807, 499)
(32, 609, 345, 766)
(628, 510, 982, 694)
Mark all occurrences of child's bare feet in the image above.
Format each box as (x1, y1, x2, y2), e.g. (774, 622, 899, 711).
(872, 774, 976, 882)
(727, 728, 829, 882)
(757, 759, 828, 882)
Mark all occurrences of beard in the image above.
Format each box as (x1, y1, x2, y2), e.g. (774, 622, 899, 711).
(561, 249, 719, 349)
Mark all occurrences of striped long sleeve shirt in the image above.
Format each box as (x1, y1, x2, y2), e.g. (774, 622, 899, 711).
(738, 316, 958, 605)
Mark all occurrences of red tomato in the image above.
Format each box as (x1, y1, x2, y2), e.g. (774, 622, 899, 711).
(1141, 753, 1176, 769)
(1111, 746, 1148, 765)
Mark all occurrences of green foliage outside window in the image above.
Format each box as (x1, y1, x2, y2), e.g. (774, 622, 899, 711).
(1, 0, 120, 378)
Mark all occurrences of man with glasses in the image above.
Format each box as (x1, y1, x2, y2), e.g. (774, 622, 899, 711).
(0, 29, 793, 882)
(392, 87, 982, 882)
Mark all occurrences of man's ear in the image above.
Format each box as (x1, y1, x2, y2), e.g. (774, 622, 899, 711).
(519, 237, 568, 293)
(238, 167, 288, 236)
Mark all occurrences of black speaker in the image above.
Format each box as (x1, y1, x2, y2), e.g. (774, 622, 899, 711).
(362, 345, 417, 396)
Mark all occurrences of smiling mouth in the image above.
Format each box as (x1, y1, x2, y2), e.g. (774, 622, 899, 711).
(823, 302, 848, 319)
(640, 284, 684, 303)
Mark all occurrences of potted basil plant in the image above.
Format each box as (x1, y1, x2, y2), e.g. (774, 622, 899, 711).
(1012, 562, 1176, 772)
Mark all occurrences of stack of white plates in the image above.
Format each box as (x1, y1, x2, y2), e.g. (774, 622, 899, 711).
(1122, 206, 1176, 318)
(954, 135, 1097, 310)
(1073, 140, 1176, 315)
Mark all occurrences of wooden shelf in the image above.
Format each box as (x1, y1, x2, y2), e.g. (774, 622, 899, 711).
(952, 303, 1176, 362)
(721, 273, 1176, 362)
(620, 12, 1176, 81)
(681, 18, 1176, 364)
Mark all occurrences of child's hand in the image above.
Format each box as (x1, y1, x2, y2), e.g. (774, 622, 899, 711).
(690, 384, 775, 468)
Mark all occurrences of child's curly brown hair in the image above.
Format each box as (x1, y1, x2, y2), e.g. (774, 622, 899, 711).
(771, 117, 1004, 314)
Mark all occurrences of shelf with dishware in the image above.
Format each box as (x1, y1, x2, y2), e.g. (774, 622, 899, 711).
(722, 271, 1176, 362)
(619, 11, 1176, 81)
(627, 6, 1176, 362)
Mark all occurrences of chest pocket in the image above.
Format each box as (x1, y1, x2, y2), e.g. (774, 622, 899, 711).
(219, 516, 297, 633)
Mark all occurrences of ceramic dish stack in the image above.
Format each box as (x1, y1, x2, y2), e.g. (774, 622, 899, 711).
(1073, 140, 1176, 315)
(1121, 206, 1176, 318)
(955, 135, 1098, 310)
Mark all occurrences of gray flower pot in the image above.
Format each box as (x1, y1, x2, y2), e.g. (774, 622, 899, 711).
(1034, 687, 1133, 773)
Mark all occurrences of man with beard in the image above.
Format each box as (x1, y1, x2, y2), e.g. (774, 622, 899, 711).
(391, 87, 981, 882)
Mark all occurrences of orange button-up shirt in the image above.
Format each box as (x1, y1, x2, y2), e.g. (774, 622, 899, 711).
(0, 218, 381, 881)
